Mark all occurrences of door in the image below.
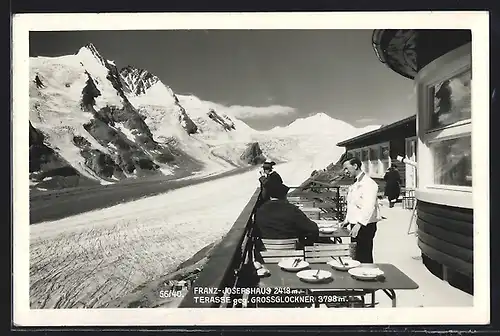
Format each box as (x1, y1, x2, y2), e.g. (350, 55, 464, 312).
(405, 137, 417, 189)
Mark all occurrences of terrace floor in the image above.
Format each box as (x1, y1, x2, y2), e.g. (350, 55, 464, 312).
(369, 199, 473, 308)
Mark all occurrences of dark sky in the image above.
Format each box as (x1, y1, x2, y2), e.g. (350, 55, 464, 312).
(29, 30, 416, 130)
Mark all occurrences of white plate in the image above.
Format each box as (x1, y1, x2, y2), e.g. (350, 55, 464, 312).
(297, 269, 333, 283)
(315, 220, 339, 228)
(278, 258, 309, 272)
(257, 268, 271, 277)
(319, 227, 338, 234)
(348, 267, 384, 280)
(327, 258, 361, 271)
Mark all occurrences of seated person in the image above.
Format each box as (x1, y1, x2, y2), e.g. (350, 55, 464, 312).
(254, 182, 319, 250)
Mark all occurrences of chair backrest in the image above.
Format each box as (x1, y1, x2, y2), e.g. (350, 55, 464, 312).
(304, 243, 356, 263)
(259, 238, 302, 263)
(260, 249, 305, 263)
(261, 238, 298, 250)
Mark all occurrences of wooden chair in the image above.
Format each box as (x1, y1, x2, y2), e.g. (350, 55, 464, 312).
(261, 238, 298, 250)
(253, 238, 311, 308)
(304, 243, 368, 308)
(402, 188, 416, 209)
(304, 243, 356, 263)
(259, 238, 303, 263)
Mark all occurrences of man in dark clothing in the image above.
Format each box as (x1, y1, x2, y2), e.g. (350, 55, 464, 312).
(256, 161, 283, 207)
(383, 165, 402, 208)
(254, 182, 319, 248)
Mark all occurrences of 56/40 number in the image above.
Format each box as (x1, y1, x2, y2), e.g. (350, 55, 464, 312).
(159, 290, 184, 298)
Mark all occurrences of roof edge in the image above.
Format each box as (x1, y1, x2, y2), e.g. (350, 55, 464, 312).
(337, 115, 416, 147)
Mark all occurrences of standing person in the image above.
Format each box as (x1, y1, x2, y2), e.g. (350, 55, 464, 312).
(257, 161, 283, 206)
(340, 157, 381, 263)
(383, 165, 402, 208)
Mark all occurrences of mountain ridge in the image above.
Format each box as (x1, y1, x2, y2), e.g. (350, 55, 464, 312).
(29, 43, 380, 191)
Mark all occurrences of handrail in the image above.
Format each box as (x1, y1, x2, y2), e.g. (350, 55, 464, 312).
(178, 184, 350, 308)
(178, 188, 261, 308)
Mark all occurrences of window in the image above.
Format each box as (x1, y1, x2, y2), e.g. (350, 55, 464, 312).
(369, 147, 379, 175)
(415, 42, 472, 207)
(405, 138, 418, 189)
(380, 145, 390, 173)
(430, 135, 471, 187)
(361, 149, 369, 173)
(349, 143, 389, 178)
(430, 69, 471, 130)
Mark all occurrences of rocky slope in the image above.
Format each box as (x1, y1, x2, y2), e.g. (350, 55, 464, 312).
(29, 44, 258, 190)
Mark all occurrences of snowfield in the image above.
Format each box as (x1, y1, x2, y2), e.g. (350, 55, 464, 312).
(29, 162, 312, 309)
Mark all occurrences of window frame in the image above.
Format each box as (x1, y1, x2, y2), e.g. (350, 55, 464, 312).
(414, 42, 472, 208)
(348, 142, 390, 179)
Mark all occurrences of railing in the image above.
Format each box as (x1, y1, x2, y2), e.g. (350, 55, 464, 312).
(178, 188, 261, 308)
(289, 180, 348, 221)
(178, 184, 348, 308)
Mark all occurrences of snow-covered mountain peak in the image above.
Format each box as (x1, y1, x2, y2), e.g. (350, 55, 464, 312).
(120, 66, 161, 96)
(267, 112, 353, 136)
(77, 43, 107, 67)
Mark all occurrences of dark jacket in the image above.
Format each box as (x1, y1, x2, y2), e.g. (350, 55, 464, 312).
(383, 168, 402, 200)
(257, 171, 283, 205)
(254, 199, 319, 247)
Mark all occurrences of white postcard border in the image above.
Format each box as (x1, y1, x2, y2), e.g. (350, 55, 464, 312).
(12, 11, 490, 326)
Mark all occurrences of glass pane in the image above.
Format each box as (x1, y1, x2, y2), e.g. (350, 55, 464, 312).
(379, 145, 390, 173)
(412, 140, 417, 161)
(379, 146, 390, 160)
(370, 160, 379, 175)
(361, 149, 368, 161)
(406, 140, 414, 158)
(431, 135, 472, 187)
(430, 68, 471, 129)
(369, 147, 378, 160)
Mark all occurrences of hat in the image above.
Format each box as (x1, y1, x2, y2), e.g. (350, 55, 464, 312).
(262, 161, 276, 170)
(267, 182, 290, 199)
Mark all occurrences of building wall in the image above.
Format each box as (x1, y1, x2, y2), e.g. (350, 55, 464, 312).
(342, 118, 416, 189)
(344, 137, 409, 188)
(417, 201, 473, 294)
(414, 41, 473, 294)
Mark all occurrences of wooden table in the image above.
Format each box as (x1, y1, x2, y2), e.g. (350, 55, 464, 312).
(318, 228, 351, 243)
(259, 263, 419, 307)
(314, 220, 351, 243)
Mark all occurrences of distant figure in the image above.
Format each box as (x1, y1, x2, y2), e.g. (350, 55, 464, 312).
(383, 165, 402, 208)
(257, 161, 283, 206)
(254, 182, 319, 249)
(34, 75, 45, 89)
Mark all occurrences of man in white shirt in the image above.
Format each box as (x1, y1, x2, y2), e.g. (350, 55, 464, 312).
(340, 157, 382, 263)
